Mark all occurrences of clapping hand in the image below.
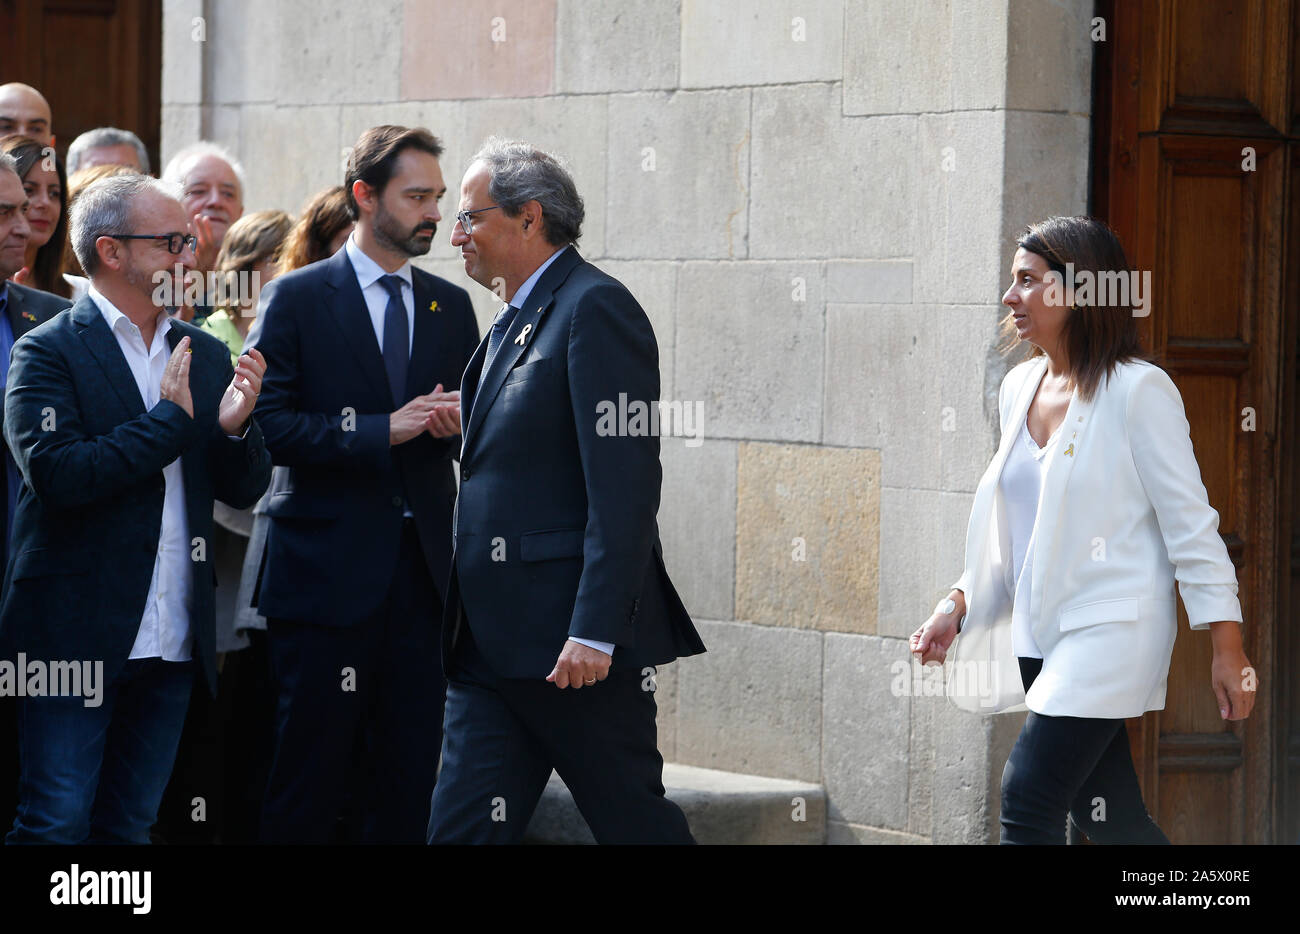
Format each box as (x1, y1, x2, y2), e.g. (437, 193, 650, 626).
(219, 347, 266, 436)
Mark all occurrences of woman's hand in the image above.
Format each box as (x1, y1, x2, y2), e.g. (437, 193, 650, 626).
(1209, 621, 1255, 721)
(910, 590, 966, 666)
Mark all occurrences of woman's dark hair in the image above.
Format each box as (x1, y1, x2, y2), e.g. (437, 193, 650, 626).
(1, 134, 69, 298)
(344, 125, 442, 221)
(280, 185, 352, 273)
(1001, 215, 1146, 401)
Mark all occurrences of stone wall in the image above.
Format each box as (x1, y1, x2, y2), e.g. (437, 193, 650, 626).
(163, 0, 1095, 843)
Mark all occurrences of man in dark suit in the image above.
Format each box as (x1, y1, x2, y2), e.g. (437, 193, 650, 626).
(1, 172, 270, 844)
(254, 125, 479, 844)
(427, 139, 705, 845)
(0, 153, 70, 833)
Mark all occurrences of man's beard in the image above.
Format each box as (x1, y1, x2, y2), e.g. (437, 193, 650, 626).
(374, 202, 436, 257)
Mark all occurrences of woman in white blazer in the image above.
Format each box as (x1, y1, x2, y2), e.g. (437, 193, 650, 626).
(909, 216, 1254, 845)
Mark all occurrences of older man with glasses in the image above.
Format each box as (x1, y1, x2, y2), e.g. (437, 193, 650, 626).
(0, 172, 270, 844)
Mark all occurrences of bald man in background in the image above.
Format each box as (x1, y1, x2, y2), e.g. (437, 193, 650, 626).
(0, 84, 53, 147)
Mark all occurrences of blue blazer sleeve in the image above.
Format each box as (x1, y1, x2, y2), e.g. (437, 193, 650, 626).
(4, 331, 199, 511)
(564, 283, 662, 644)
(253, 275, 391, 471)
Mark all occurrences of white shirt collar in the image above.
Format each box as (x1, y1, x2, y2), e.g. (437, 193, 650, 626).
(345, 232, 413, 292)
(88, 283, 172, 343)
(509, 246, 568, 310)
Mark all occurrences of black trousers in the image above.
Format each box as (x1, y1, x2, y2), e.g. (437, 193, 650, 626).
(999, 657, 1170, 845)
(261, 520, 444, 844)
(427, 624, 693, 845)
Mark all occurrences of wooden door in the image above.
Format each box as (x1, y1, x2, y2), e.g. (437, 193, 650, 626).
(0, 0, 162, 172)
(1092, 0, 1299, 843)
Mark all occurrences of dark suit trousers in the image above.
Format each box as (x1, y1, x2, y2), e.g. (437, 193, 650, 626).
(261, 520, 443, 844)
(427, 623, 693, 845)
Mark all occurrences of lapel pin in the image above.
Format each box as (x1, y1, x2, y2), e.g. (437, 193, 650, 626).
(536, 305, 542, 313)
(20, 311, 36, 322)
(429, 300, 439, 312)
(514, 324, 532, 345)
(1063, 443, 1074, 457)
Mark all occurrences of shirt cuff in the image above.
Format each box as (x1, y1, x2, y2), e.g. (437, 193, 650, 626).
(569, 636, 615, 656)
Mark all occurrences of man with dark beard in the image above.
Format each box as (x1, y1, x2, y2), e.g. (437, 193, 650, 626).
(253, 126, 479, 843)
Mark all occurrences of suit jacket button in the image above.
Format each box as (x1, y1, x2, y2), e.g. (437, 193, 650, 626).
(461, 469, 471, 481)
(391, 495, 403, 508)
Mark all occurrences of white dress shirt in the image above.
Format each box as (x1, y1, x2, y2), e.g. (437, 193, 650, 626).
(88, 285, 192, 662)
(345, 233, 414, 356)
(999, 416, 1062, 660)
(504, 247, 613, 660)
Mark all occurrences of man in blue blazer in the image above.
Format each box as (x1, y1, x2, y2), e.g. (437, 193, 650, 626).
(254, 126, 480, 843)
(1, 172, 271, 843)
(427, 140, 705, 844)
(0, 154, 71, 833)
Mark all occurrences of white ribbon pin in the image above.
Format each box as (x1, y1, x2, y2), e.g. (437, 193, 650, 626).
(514, 324, 532, 345)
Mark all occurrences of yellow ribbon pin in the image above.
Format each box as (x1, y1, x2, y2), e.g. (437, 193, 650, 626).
(428, 300, 438, 312)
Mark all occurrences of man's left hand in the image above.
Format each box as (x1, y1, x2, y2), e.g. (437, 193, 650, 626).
(546, 640, 611, 689)
(219, 346, 266, 436)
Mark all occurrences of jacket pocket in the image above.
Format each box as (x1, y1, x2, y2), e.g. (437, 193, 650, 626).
(11, 547, 92, 580)
(519, 528, 585, 562)
(1058, 596, 1140, 632)
(503, 357, 553, 387)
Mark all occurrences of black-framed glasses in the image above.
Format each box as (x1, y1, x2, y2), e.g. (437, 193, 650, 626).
(107, 233, 199, 255)
(456, 206, 500, 236)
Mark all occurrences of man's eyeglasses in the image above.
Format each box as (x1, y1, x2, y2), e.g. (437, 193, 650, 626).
(456, 206, 500, 236)
(106, 233, 199, 255)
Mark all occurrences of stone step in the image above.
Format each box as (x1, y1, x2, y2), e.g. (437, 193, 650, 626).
(523, 762, 826, 844)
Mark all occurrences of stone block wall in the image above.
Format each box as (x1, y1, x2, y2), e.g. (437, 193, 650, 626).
(164, 0, 1096, 843)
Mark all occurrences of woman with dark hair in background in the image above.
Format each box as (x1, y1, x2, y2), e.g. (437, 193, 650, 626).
(0, 135, 69, 298)
(277, 184, 353, 275)
(911, 216, 1254, 844)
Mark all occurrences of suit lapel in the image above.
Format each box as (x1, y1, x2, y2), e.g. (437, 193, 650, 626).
(458, 335, 489, 458)
(6, 286, 38, 339)
(71, 299, 146, 416)
(1028, 381, 1096, 605)
(324, 250, 392, 406)
(461, 247, 582, 451)
(967, 357, 1047, 542)
(406, 272, 444, 399)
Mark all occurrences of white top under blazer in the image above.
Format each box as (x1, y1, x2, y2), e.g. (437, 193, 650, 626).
(946, 355, 1242, 718)
(1000, 417, 1061, 660)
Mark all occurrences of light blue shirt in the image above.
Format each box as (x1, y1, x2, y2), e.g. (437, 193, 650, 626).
(507, 246, 566, 310)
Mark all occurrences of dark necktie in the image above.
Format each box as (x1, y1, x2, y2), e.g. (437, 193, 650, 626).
(481, 302, 517, 378)
(378, 274, 409, 406)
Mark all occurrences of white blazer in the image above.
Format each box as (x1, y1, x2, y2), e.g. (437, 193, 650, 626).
(945, 356, 1242, 718)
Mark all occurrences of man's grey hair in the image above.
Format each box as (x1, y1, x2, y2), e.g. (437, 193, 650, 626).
(162, 140, 246, 196)
(470, 138, 583, 247)
(66, 127, 151, 174)
(0, 152, 19, 180)
(71, 174, 183, 277)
